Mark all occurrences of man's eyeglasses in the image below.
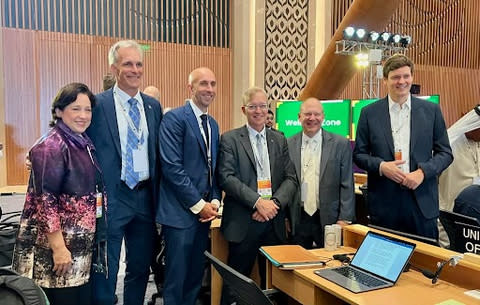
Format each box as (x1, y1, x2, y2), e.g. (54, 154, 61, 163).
(245, 104, 269, 111)
(302, 112, 323, 118)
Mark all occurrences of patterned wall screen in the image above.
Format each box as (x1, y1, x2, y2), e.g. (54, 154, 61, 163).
(1, 0, 230, 47)
(264, 0, 308, 100)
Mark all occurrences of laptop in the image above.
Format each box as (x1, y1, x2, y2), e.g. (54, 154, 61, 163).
(314, 231, 416, 293)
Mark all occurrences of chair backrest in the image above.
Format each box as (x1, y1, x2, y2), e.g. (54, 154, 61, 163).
(204, 251, 273, 305)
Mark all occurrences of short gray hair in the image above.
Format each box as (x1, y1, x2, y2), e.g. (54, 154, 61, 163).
(242, 87, 267, 106)
(108, 40, 143, 66)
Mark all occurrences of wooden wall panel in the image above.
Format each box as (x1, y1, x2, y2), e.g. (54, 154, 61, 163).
(340, 65, 480, 127)
(1, 28, 232, 185)
(3, 29, 37, 185)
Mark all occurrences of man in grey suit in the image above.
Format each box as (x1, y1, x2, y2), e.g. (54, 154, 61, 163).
(287, 97, 355, 249)
(218, 87, 297, 305)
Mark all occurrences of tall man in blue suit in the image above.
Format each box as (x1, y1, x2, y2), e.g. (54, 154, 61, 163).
(87, 40, 163, 305)
(353, 54, 452, 239)
(157, 67, 221, 305)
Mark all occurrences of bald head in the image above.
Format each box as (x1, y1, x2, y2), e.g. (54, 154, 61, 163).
(299, 97, 325, 137)
(143, 86, 161, 101)
(188, 67, 216, 85)
(187, 67, 217, 112)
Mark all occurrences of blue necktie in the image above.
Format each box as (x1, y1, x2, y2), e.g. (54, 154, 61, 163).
(125, 98, 140, 189)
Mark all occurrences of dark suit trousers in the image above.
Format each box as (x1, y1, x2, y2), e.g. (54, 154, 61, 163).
(369, 188, 438, 239)
(292, 210, 324, 249)
(162, 221, 210, 305)
(92, 182, 155, 305)
(221, 220, 282, 305)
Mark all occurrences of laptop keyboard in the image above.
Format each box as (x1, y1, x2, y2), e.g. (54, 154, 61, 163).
(333, 267, 386, 287)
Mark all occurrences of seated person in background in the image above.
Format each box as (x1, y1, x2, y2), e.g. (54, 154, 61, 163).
(287, 97, 355, 249)
(143, 85, 161, 102)
(102, 73, 116, 91)
(266, 109, 275, 129)
(453, 185, 480, 224)
(438, 105, 480, 246)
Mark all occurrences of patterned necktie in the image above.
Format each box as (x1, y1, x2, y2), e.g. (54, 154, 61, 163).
(125, 98, 140, 189)
(303, 139, 317, 216)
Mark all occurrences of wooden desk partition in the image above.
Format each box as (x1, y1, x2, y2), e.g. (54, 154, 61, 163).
(269, 225, 480, 305)
(343, 225, 480, 289)
(210, 219, 260, 305)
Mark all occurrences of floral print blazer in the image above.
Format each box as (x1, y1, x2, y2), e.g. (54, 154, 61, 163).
(12, 120, 105, 288)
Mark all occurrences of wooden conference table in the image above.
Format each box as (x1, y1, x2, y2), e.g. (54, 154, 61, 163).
(267, 225, 480, 305)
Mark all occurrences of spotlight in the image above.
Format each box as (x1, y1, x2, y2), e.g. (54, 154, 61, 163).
(355, 53, 369, 68)
(400, 35, 412, 47)
(380, 32, 391, 43)
(369, 31, 380, 42)
(343, 26, 355, 39)
(355, 28, 367, 41)
(390, 34, 401, 44)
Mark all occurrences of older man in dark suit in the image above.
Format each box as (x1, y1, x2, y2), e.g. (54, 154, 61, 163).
(218, 87, 297, 305)
(157, 67, 221, 305)
(353, 54, 452, 239)
(287, 97, 355, 249)
(87, 40, 163, 305)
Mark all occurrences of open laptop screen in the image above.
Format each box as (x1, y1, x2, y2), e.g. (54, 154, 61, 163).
(351, 232, 415, 282)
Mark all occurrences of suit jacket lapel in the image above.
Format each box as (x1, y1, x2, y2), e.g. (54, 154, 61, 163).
(185, 104, 208, 160)
(266, 129, 277, 174)
(102, 91, 122, 157)
(292, 133, 302, 182)
(141, 94, 156, 166)
(210, 117, 219, 169)
(239, 126, 256, 169)
(380, 98, 395, 157)
(319, 130, 332, 183)
(410, 97, 420, 156)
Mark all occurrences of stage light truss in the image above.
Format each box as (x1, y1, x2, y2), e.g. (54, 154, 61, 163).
(335, 40, 407, 60)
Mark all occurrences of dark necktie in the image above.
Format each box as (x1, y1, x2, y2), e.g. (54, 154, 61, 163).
(200, 114, 210, 149)
(200, 114, 212, 187)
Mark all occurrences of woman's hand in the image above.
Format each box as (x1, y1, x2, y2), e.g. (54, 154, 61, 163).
(46, 230, 73, 276)
(52, 246, 72, 276)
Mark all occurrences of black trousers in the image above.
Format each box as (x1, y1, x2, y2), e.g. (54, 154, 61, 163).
(43, 282, 91, 305)
(292, 210, 324, 249)
(220, 221, 282, 305)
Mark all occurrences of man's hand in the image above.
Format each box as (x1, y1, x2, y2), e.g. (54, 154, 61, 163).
(251, 211, 267, 222)
(380, 160, 406, 183)
(255, 198, 279, 221)
(401, 168, 424, 190)
(199, 202, 218, 222)
(336, 220, 350, 227)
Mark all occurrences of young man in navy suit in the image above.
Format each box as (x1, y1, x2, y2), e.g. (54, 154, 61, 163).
(157, 67, 221, 305)
(87, 40, 163, 305)
(353, 54, 452, 239)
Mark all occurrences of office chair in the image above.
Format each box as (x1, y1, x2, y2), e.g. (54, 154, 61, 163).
(204, 251, 274, 305)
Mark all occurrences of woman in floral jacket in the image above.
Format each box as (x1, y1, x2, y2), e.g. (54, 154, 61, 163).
(12, 83, 107, 305)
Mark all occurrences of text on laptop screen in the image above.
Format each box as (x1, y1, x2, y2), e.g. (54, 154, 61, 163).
(351, 233, 415, 282)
